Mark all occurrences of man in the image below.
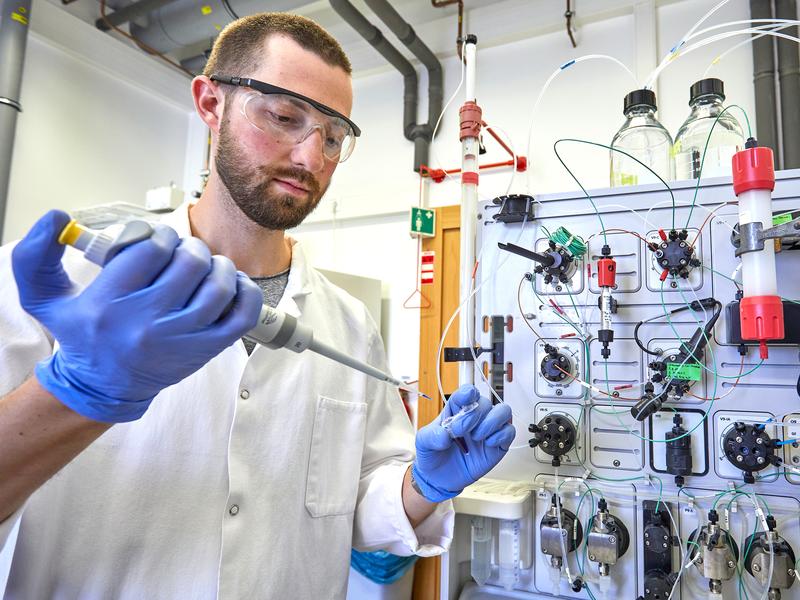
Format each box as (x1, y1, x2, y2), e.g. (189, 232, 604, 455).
(0, 13, 514, 599)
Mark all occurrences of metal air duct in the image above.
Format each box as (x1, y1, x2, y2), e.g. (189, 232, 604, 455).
(749, 0, 779, 159)
(0, 0, 31, 241)
(126, 0, 310, 54)
(775, 0, 800, 169)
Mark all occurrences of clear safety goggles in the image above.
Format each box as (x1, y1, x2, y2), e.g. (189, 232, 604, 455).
(210, 74, 360, 163)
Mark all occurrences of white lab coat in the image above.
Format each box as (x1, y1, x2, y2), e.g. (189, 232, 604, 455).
(0, 203, 453, 599)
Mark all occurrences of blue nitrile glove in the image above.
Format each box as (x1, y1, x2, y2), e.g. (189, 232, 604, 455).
(12, 210, 262, 423)
(411, 384, 515, 503)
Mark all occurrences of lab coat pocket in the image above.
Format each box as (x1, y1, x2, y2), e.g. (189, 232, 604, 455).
(305, 395, 368, 517)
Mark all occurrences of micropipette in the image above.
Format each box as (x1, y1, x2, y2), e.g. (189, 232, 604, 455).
(57, 218, 430, 400)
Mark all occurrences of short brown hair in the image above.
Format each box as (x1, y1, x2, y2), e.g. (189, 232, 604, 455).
(203, 12, 352, 79)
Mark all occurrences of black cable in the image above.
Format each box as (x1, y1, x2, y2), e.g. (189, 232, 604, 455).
(634, 320, 661, 356)
(633, 297, 720, 359)
(220, 0, 239, 20)
(682, 299, 722, 363)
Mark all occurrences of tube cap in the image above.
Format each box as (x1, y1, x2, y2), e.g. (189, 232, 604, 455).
(740, 295, 784, 359)
(732, 146, 775, 195)
(690, 78, 725, 104)
(597, 257, 616, 288)
(624, 89, 656, 113)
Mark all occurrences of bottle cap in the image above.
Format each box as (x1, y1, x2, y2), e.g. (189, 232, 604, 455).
(623, 89, 656, 113)
(690, 78, 725, 104)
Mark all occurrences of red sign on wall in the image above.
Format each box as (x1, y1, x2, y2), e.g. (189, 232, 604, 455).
(420, 251, 435, 285)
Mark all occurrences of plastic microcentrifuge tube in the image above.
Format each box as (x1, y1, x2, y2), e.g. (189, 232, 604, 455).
(498, 519, 520, 591)
(470, 516, 492, 585)
(442, 400, 480, 453)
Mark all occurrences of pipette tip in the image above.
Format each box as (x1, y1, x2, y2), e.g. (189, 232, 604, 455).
(397, 382, 431, 400)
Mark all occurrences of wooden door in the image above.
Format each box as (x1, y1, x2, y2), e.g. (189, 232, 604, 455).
(412, 205, 461, 600)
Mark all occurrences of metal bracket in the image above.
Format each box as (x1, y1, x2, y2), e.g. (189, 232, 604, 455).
(732, 217, 800, 256)
(443, 346, 489, 363)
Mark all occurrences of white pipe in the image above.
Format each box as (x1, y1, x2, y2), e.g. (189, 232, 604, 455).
(458, 39, 478, 387)
(465, 41, 476, 102)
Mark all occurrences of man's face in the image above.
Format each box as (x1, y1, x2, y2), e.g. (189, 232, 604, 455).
(214, 36, 353, 230)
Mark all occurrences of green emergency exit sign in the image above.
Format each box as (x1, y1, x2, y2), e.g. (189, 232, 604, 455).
(410, 207, 436, 238)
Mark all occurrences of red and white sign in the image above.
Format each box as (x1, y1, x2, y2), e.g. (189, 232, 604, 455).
(420, 251, 435, 285)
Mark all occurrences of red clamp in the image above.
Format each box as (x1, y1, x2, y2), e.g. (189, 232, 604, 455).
(459, 101, 483, 141)
(429, 169, 446, 183)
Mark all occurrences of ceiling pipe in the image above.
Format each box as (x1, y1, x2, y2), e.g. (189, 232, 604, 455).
(95, 0, 181, 32)
(775, 0, 800, 169)
(360, 0, 443, 172)
(431, 0, 463, 58)
(749, 0, 779, 159)
(329, 0, 418, 167)
(0, 0, 31, 242)
(126, 0, 307, 54)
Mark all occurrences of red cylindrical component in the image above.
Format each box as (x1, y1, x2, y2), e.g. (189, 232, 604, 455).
(459, 101, 482, 140)
(461, 172, 479, 185)
(515, 156, 528, 172)
(658, 229, 667, 242)
(740, 295, 785, 359)
(597, 257, 616, 288)
(732, 146, 775, 196)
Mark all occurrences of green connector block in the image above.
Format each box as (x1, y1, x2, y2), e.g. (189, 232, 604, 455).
(666, 362, 702, 382)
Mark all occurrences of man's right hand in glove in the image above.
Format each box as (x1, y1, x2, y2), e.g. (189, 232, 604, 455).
(12, 211, 262, 423)
(0, 210, 262, 522)
(11, 209, 263, 423)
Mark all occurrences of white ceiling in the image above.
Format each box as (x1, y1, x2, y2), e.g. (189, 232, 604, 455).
(44, 0, 684, 76)
(43, 0, 689, 77)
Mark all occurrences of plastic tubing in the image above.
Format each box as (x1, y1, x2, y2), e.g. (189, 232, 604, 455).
(428, 54, 465, 185)
(690, 18, 800, 40)
(434, 212, 530, 407)
(701, 21, 800, 78)
(647, 22, 799, 87)
(679, 0, 733, 45)
(525, 55, 636, 193)
(650, 0, 734, 82)
(704, 24, 798, 76)
(646, 26, 800, 89)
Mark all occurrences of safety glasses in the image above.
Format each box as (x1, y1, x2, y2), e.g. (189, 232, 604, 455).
(210, 74, 360, 163)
